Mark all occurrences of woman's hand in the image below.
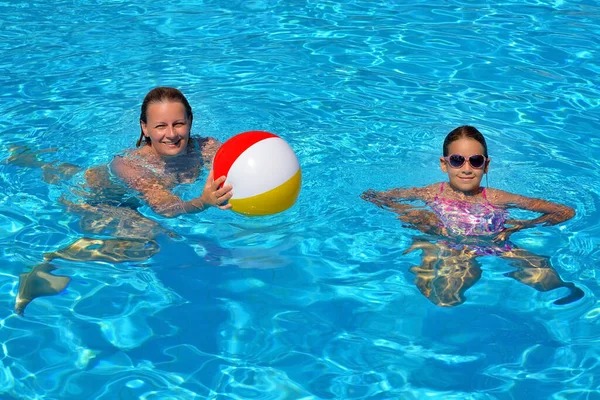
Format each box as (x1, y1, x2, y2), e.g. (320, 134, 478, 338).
(201, 170, 233, 209)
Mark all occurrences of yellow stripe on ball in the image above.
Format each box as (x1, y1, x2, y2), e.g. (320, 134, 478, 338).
(229, 169, 302, 216)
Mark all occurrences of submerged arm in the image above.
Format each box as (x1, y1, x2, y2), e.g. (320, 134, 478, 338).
(362, 185, 446, 235)
(361, 186, 429, 210)
(491, 190, 575, 242)
(110, 156, 232, 218)
(495, 190, 575, 227)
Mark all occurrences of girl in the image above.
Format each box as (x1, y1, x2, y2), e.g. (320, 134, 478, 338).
(362, 125, 583, 307)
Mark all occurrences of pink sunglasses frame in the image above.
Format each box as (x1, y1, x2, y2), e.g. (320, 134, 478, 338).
(443, 154, 487, 169)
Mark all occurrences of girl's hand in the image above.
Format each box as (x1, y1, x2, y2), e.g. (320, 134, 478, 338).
(492, 227, 516, 243)
(361, 189, 393, 208)
(492, 220, 527, 243)
(201, 170, 233, 209)
(398, 209, 447, 236)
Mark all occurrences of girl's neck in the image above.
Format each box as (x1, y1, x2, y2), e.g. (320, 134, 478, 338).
(445, 181, 484, 198)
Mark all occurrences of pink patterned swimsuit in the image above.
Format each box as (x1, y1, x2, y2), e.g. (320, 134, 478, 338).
(427, 182, 511, 255)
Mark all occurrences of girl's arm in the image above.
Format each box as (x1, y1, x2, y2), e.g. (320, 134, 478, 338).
(489, 189, 575, 243)
(491, 189, 575, 227)
(110, 156, 232, 218)
(361, 185, 434, 209)
(362, 184, 446, 235)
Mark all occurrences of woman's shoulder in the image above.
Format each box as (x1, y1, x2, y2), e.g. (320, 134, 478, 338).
(194, 136, 221, 166)
(194, 136, 221, 148)
(114, 146, 149, 160)
(110, 147, 153, 177)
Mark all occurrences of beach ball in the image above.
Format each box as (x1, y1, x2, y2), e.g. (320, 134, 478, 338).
(213, 131, 302, 216)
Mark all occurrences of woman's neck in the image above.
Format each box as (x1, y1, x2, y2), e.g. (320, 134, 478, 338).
(144, 141, 192, 161)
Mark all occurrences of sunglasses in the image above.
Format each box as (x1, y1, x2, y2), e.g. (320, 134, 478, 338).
(444, 154, 487, 169)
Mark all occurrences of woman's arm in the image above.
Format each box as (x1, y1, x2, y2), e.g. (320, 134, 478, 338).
(111, 156, 232, 218)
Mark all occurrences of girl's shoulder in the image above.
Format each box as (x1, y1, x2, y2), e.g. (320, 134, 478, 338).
(421, 182, 445, 200)
(390, 183, 441, 202)
(427, 182, 445, 191)
(484, 187, 528, 206)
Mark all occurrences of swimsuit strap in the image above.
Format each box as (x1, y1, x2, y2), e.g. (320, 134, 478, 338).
(433, 182, 445, 201)
(436, 182, 490, 204)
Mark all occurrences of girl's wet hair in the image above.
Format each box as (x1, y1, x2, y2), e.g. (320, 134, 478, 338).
(443, 125, 488, 157)
(137, 87, 194, 147)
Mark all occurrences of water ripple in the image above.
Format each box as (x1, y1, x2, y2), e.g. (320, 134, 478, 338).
(1, 0, 599, 398)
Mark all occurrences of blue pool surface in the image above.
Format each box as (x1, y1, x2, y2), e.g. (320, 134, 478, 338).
(1, 1, 599, 399)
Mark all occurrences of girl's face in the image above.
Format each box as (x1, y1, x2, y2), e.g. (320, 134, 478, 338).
(440, 137, 490, 193)
(141, 101, 191, 158)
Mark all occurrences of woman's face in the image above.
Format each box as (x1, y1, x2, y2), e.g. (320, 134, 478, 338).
(440, 137, 489, 193)
(141, 101, 191, 157)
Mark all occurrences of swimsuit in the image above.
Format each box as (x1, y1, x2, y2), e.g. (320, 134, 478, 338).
(428, 182, 508, 236)
(427, 182, 511, 255)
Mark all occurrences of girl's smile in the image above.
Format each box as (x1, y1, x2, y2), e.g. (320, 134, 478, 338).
(440, 137, 489, 194)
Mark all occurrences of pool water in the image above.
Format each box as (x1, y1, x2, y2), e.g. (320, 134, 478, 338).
(1, 1, 600, 399)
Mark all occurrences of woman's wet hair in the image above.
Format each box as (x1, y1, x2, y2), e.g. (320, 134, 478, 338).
(442, 125, 488, 157)
(137, 87, 194, 147)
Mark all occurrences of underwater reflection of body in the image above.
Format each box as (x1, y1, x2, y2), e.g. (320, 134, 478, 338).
(9, 87, 234, 315)
(401, 234, 583, 307)
(363, 126, 583, 307)
(10, 157, 174, 315)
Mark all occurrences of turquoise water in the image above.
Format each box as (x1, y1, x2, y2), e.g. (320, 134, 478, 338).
(1, 0, 600, 398)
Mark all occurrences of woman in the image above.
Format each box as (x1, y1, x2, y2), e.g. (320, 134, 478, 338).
(89, 86, 233, 217)
(12, 87, 234, 315)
